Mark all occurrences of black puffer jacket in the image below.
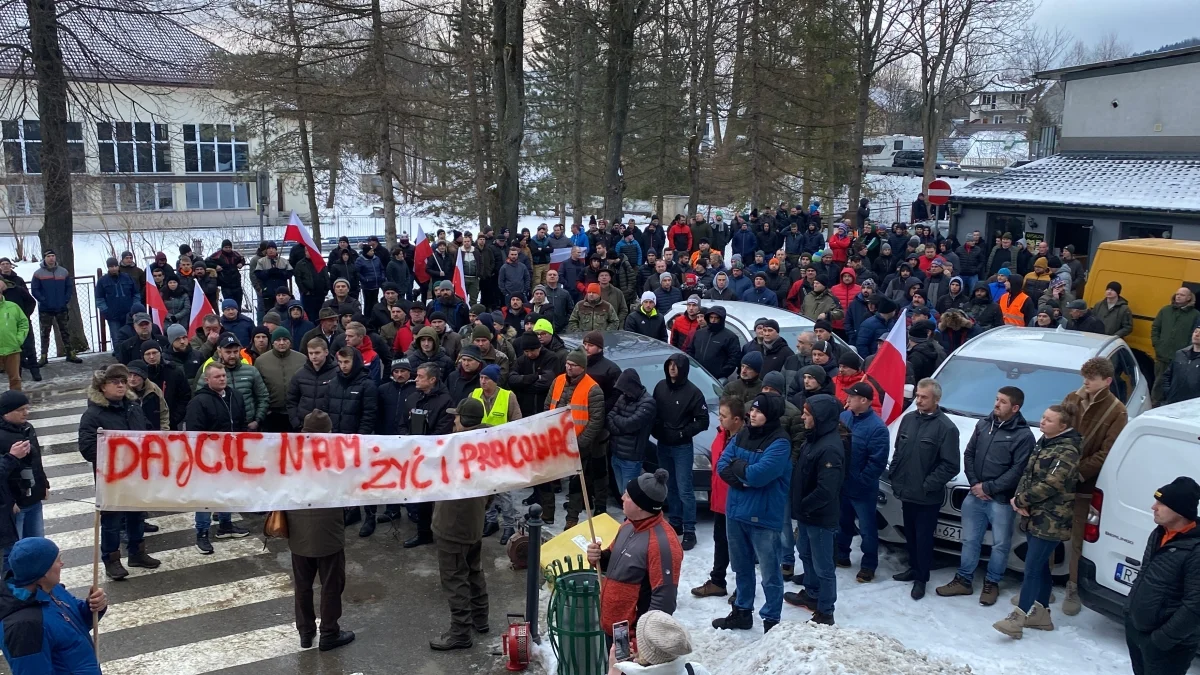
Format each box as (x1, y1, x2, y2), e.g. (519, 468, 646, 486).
(325, 350, 378, 434)
(962, 411, 1035, 501)
(741, 336, 793, 376)
(79, 386, 149, 465)
(1163, 348, 1200, 405)
(186, 385, 247, 432)
(1126, 526, 1200, 649)
(398, 383, 455, 436)
(509, 347, 562, 418)
(0, 419, 48, 508)
(376, 379, 414, 435)
(606, 370, 657, 462)
(650, 354, 710, 446)
(285, 358, 337, 430)
(790, 394, 844, 528)
(687, 306, 740, 380)
(587, 352, 623, 413)
(885, 406, 961, 506)
(906, 337, 946, 384)
(147, 360, 191, 430)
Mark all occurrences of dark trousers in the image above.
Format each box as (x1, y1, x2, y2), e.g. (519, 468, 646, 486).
(709, 513, 729, 588)
(901, 501, 940, 582)
(264, 411, 292, 433)
(38, 311, 71, 358)
(436, 539, 489, 637)
(416, 502, 434, 537)
(301, 295, 323, 325)
(100, 511, 144, 557)
(19, 330, 36, 369)
(362, 288, 379, 317)
(291, 550, 345, 639)
(566, 455, 608, 521)
(1126, 615, 1195, 675)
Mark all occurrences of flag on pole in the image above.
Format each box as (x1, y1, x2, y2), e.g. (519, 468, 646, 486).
(548, 247, 572, 271)
(865, 309, 908, 425)
(283, 211, 326, 272)
(145, 279, 168, 330)
(412, 222, 431, 286)
(188, 278, 216, 335)
(453, 249, 468, 300)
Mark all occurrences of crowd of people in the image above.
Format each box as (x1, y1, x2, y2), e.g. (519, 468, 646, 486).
(1, 203, 1199, 673)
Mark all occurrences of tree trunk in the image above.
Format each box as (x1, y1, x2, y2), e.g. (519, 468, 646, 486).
(462, 0, 488, 232)
(370, 0, 397, 245)
(846, 74, 872, 213)
(325, 135, 341, 212)
(569, 5, 585, 228)
(491, 0, 525, 234)
(27, 0, 86, 353)
(297, 116, 321, 239)
(602, 0, 644, 225)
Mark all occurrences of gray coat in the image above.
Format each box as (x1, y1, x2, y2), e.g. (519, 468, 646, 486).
(286, 508, 345, 558)
(498, 260, 531, 301)
(962, 411, 1035, 501)
(886, 407, 960, 505)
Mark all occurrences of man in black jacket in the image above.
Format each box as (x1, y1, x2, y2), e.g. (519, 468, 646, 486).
(78, 364, 161, 579)
(508, 333, 561, 417)
(186, 363, 251, 554)
(397, 363, 455, 548)
(1065, 299, 1107, 335)
(937, 386, 1034, 605)
(885, 378, 960, 600)
(1125, 477, 1200, 675)
(373, 359, 414, 525)
(286, 337, 338, 430)
(116, 313, 168, 365)
(582, 332, 621, 413)
(328, 348, 379, 537)
(650, 354, 710, 551)
(1163, 326, 1200, 405)
(0, 391, 46, 566)
(687, 306, 740, 382)
(142, 340, 190, 431)
(784, 394, 845, 625)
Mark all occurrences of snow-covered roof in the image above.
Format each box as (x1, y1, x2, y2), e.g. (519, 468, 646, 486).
(0, 1, 222, 87)
(977, 79, 1035, 93)
(954, 154, 1200, 213)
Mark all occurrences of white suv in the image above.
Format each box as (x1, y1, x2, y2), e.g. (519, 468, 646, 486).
(876, 326, 1150, 574)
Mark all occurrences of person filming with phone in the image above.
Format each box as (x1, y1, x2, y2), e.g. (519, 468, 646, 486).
(606, 611, 711, 674)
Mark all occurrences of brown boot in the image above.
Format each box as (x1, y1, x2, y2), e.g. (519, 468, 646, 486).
(1023, 602, 1054, 631)
(103, 551, 128, 580)
(992, 607, 1026, 639)
(1061, 581, 1081, 616)
(564, 517, 578, 530)
(935, 575, 974, 597)
(980, 581, 999, 606)
(691, 581, 728, 598)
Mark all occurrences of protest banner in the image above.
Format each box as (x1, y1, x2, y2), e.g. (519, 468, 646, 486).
(95, 408, 581, 512)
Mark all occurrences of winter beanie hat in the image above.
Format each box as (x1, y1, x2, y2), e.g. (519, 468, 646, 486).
(455, 397, 486, 428)
(471, 324, 493, 341)
(740, 351, 764, 374)
(302, 410, 333, 434)
(635, 611, 693, 666)
(1107, 281, 1122, 295)
(480, 364, 502, 384)
(762, 371, 786, 393)
(127, 360, 149, 379)
(565, 350, 587, 368)
(627, 468, 669, 514)
(1155, 476, 1200, 521)
(0, 390, 29, 416)
(800, 364, 827, 385)
(8, 537, 59, 587)
(271, 327, 291, 342)
(533, 318, 554, 335)
(166, 324, 188, 343)
(583, 331, 604, 349)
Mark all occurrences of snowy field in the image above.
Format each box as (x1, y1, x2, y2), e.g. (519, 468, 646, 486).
(533, 511, 1182, 675)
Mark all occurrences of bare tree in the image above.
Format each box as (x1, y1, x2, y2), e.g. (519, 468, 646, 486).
(491, 0, 524, 233)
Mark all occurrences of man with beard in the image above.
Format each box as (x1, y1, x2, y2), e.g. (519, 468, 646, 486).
(741, 319, 793, 375)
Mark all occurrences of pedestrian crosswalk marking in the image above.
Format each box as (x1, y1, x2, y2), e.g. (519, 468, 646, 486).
(42, 453, 85, 468)
(49, 512, 244, 552)
(29, 412, 83, 429)
(39, 431, 80, 449)
(28, 399, 88, 414)
(101, 622, 302, 675)
(48, 471, 94, 492)
(102, 573, 294, 633)
(60, 537, 266, 589)
(44, 497, 95, 520)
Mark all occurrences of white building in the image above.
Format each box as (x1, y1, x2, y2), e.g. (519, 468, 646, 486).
(967, 78, 1040, 126)
(0, 4, 307, 236)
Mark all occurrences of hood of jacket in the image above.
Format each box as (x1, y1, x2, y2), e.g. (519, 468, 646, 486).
(288, 243, 309, 267)
(705, 305, 727, 331)
(804, 393, 842, 437)
(615, 368, 644, 399)
(971, 281, 993, 305)
(337, 348, 365, 382)
(416, 325, 441, 352)
(87, 383, 137, 408)
(838, 266, 858, 285)
(663, 353, 691, 389)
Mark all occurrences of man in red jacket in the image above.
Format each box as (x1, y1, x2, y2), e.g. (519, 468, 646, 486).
(828, 222, 853, 272)
(830, 268, 861, 334)
(691, 396, 745, 598)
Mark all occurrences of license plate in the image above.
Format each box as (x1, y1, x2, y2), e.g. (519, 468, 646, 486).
(934, 522, 962, 542)
(1116, 562, 1140, 587)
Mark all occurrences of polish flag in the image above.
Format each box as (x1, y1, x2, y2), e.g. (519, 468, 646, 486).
(283, 211, 325, 272)
(549, 247, 572, 270)
(412, 222, 432, 285)
(453, 248, 468, 300)
(865, 308, 908, 424)
(188, 279, 216, 336)
(145, 279, 168, 330)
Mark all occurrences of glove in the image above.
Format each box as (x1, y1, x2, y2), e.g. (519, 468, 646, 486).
(719, 459, 749, 490)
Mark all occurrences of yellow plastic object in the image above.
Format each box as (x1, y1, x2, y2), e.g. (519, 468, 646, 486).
(540, 514, 622, 587)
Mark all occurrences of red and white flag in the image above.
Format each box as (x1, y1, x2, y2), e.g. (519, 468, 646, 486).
(188, 278, 216, 335)
(145, 280, 168, 331)
(549, 247, 572, 270)
(453, 248, 467, 300)
(412, 222, 432, 286)
(283, 211, 325, 273)
(865, 308, 908, 424)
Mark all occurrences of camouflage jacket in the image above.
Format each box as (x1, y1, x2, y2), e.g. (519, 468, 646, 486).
(1014, 428, 1082, 541)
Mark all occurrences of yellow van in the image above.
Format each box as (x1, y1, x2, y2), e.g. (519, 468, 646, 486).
(1084, 239, 1200, 361)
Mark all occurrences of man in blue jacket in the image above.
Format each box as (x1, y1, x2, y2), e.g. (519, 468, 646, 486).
(30, 250, 79, 364)
(0, 537, 107, 674)
(95, 257, 140, 354)
(835, 382, 889, 583)
(854, 295, 899, 357)
(712, 392, 791, 633)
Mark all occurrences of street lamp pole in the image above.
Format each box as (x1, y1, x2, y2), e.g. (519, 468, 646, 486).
(256, 169, 270, 241)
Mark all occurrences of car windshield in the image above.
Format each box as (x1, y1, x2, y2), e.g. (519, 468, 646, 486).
(934, 357, 1079, 424)
(615, 354, 724, 406)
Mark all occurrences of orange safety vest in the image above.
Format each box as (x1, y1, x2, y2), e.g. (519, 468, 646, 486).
(999, 292, 1029, 326)
(549, 373, 597, 438)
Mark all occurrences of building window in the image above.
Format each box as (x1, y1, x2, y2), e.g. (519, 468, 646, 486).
(893, 140, 904, 150)
(1016, 115, 1029, 124)
(101, 183, 173, 212)
(980, 94, 995, 106)
(1011, 93, 1027, 107)
(992, 115, 1004, 124)
(1120, 222, 1172, 239)
(185, 182, 250, 210)
(183, 124, 249, 173)
(98, 122, 170, 173)
(2, 120, 85, 174)
(7, 183, 90, 215)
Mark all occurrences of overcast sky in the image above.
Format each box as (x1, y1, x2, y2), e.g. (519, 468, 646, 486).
(1033, 0, 1199, 52)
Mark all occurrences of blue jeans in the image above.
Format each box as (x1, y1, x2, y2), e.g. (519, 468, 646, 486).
(957, 493, 1015, 583)
(960, 275, 978, 292)
(101, 511, 144, 556)
(105, 318, 123, 353)
(781, 517, 796, 567)
(727, 518, 784, 622)
(196, 512, 232, 533)
(610, 457, 643, 494)
(796, 523, 838, 614)
(835, 494, 880, 571)
(13, 502, 44, 539)
(658, 444, 696, 533)
(1017, 535, 1058, 613)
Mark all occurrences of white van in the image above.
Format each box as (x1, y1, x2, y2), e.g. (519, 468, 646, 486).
(862, 134, 923, 168)
(1078, 398, 1200, 621)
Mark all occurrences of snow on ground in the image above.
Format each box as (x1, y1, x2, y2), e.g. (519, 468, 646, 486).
(531, 511, 1151, 675)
